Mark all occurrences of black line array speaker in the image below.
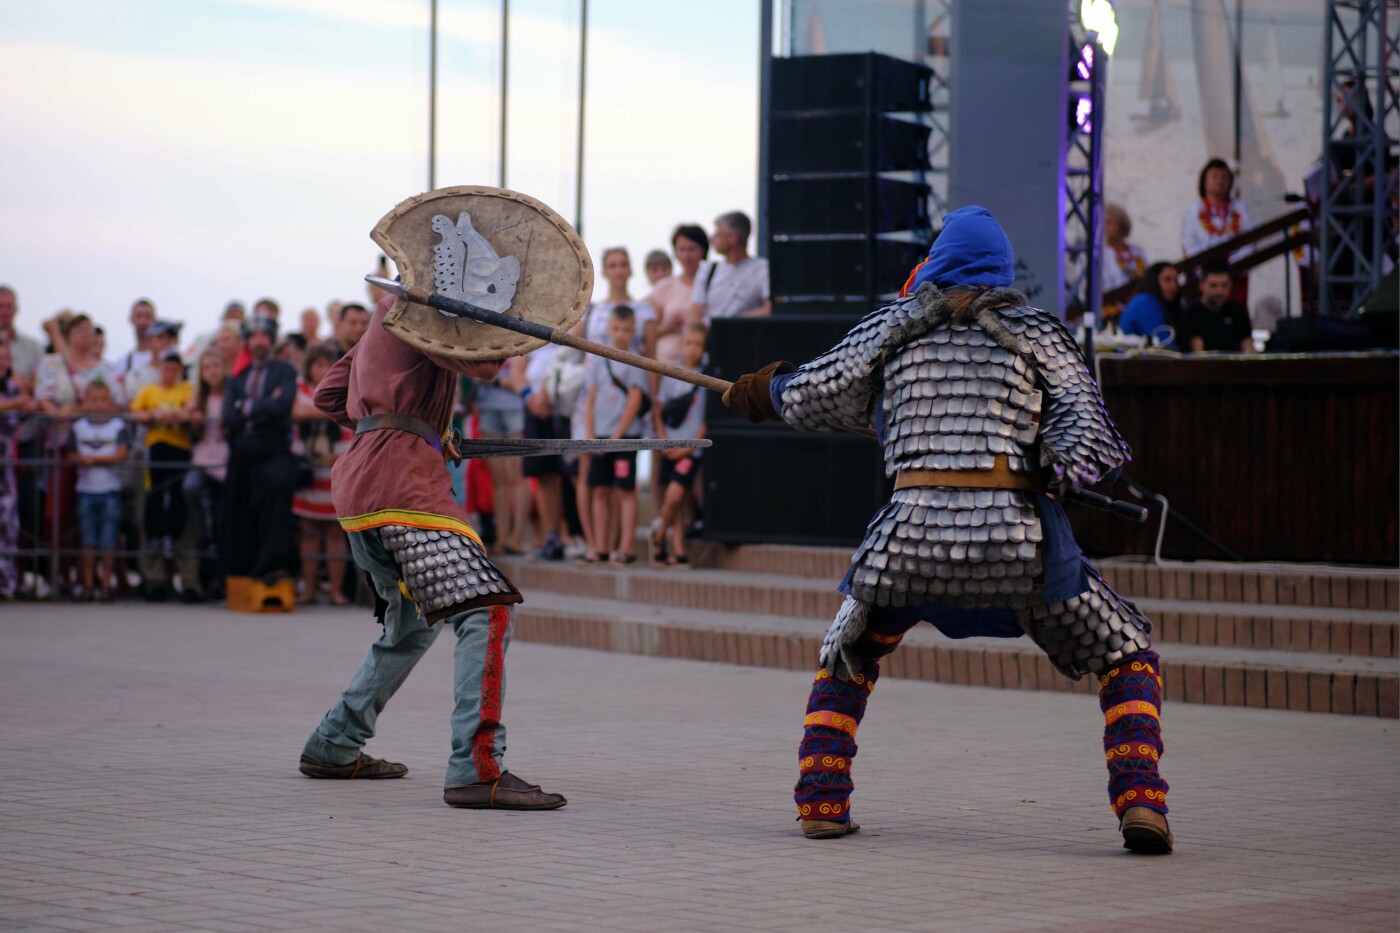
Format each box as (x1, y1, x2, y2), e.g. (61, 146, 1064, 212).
(769, 113, 932, 175)
(705, 426, 889, 546)
(769, 176, 932, 237)
(769, 238, 928, 302)
(767, 52, 934, 311)
(771, 52, 933, 114)
(703, 317, 890, 545)
(702, 52, 935, 545)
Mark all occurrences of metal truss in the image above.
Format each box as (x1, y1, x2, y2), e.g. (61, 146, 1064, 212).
(925, 0, 954, 218)
(1319, 0, 1399, 315)
(1063, 1, 1107, 326)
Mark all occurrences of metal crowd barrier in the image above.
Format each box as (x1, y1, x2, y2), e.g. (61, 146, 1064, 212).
(1, 412, 353, 601)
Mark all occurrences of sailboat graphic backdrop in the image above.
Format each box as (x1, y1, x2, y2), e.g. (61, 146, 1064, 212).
(1134, 0, 1181, 125)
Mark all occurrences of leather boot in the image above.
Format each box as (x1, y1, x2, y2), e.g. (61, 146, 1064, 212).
(1120, 806, 1174, 854)
(801, 819, 861, 839)
(298, 752, 408, 780)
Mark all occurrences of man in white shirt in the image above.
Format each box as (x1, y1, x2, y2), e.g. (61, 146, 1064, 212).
(119, 298, 158, 380)
(689, 211, 771, 321)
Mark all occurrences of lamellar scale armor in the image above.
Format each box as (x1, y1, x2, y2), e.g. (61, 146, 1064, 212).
(778, 283, 1151, 678)
(378, 524, 521, 619)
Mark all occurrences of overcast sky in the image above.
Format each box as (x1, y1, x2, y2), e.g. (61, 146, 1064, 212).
(1, 0, 761, 354)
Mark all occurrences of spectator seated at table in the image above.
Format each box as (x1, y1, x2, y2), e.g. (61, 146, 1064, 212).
(1119, 262, 1182, 350)
(1183, 260, 1255, 354)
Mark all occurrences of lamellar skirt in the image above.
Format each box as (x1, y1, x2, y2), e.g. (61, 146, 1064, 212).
(845, 486, 1043, 610)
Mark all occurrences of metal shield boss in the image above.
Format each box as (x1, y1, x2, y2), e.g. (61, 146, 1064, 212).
(372, 185, 593, 361)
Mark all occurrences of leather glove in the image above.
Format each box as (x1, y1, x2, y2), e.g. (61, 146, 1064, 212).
(1048, 461, 1101, 496)
(721, 361, 796, 424)
(817, 598, 871, 681)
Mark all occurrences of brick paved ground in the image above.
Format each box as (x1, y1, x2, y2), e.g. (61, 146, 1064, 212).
(2, 603, 1396, 932)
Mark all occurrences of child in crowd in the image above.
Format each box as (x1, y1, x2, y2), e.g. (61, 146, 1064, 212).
(68, 380, 130, 600)
(184, 348, 229, 600)
(129, 350, 192, 598)
(650, 323, 707, 568)
(581, 305, 649, 566)
(644, 249, 673, 287)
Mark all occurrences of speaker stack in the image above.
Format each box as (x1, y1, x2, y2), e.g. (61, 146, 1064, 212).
(768, 52, 935, 316)
(703, 52, 935, 546)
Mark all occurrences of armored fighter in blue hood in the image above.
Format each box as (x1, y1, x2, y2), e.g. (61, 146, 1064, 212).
(723, 207, 1173, 853)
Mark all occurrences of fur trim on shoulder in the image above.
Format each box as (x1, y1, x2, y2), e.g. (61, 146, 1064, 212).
(972, 289, 1035, 360)
(911, 282, 1026, 320)
(973, 308, 1029, 359)
(908, 282, 1033, 358)
(912, 280, 946, 315)
(972, 287, 1028, 313)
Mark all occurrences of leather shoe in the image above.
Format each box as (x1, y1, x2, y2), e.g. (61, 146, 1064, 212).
(801, 819, 861, 839)
(298, 752, 408, 780)
(1120, 806, 1174, 854)
(443, 771, 567, 810)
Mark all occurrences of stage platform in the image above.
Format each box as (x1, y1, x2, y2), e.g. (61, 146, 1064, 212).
(496, 541, 1399, 719)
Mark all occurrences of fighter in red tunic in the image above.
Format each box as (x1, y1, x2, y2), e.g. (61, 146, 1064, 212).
(298, 294, 566, 810)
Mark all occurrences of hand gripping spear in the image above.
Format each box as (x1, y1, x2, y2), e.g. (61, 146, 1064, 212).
(368, 275, 1147, 523)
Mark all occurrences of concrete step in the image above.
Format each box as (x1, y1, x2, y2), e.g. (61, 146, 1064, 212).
(683, 541, 1400, 612)
(496, 556, 1399, 659)
(512, 590, 1400, 718)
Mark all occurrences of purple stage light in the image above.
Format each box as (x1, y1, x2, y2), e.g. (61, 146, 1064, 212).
(1076, 95, 1093, 133)
(1076, 43, 1094, 81)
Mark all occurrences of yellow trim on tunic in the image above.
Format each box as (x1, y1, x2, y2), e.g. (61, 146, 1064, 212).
(339, 509, 485, 550)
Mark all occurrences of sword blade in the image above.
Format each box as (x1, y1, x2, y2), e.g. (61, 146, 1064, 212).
(458, 437, 711, 459)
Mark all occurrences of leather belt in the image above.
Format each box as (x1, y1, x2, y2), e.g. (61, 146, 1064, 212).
(355, 413, 443, 452)
(894, 455, 1039, 491)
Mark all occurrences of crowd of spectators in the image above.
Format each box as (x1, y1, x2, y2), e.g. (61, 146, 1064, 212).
(1101, 156, 1264, 352)
(0, 284, 389, 603)
(456, 212, 754, 568)
(0, 182, 1280, 600)
(0, 209, 764, 601)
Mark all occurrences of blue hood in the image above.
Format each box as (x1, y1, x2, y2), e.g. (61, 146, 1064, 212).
(902, 205, 1015, 294)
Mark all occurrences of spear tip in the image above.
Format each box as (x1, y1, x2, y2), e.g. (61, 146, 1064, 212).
(365, 275, 406, 296)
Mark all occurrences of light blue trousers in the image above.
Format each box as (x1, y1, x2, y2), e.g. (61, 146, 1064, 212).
(302, 530, 513, 788)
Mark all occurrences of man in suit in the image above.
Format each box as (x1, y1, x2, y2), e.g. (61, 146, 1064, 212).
(222, 314, 299, 581)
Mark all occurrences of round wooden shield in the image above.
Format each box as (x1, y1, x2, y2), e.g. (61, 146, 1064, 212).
(372, 185, 593, 361)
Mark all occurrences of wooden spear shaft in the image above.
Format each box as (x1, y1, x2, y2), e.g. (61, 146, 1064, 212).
(368, 276, 732, 395)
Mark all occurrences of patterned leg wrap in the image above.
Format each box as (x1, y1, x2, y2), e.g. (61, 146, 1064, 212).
(794, 628, 904, 823)
(1100, 650, 1169, 817)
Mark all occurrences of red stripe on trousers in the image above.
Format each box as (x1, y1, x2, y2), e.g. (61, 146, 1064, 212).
(471, 605, 510, 782)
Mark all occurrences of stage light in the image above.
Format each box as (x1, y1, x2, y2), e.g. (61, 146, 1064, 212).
(1075, 42, 1094, 81)
(1066, 92, 1094, 137)
(1079, 0, 1118, 56)
(1067, 93, 1094, 135)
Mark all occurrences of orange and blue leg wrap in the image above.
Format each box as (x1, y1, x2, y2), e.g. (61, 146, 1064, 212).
(794, 616, 911, 823)
(1099, 650, 1169, 817)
